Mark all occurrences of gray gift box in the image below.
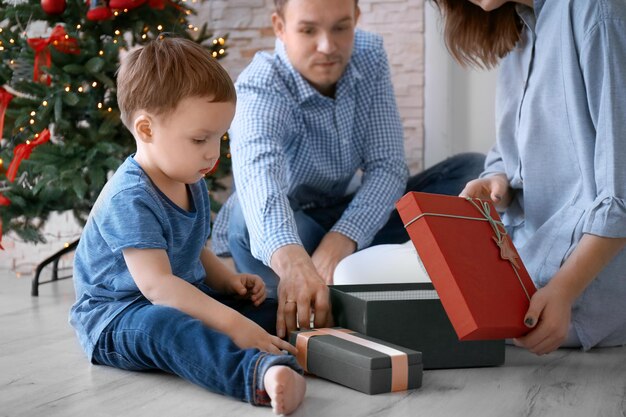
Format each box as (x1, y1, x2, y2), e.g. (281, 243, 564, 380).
(330, 283, 505, 369)
(289, 328, 423, 395)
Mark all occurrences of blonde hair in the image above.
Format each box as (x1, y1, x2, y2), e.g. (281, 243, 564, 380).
(432, 0, 522, 69)
(116, 36, 236, 129)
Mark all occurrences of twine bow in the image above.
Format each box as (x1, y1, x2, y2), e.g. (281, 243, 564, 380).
(27, 25, 80, 85)
(6, 129, 51, 182)
(403, 197, 531, 301)
(465, 198, 521, 270)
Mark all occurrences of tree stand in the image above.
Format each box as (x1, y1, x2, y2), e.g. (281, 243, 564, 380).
(31, 239, 79, 296)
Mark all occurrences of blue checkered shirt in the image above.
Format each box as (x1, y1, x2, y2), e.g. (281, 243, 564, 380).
(212, 30, 408, 266)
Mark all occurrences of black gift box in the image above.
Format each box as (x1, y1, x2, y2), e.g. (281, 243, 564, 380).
(289, 328, 423, 395)
(330, 283, 505, 369)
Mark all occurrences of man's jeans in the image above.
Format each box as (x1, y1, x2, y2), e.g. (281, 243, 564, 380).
(92, 284, 301, 405)
(228, 152, 486, 297)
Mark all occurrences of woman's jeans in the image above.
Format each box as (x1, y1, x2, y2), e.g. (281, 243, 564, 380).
(228, 152, 486, 297)
(92, 284, 301, 405)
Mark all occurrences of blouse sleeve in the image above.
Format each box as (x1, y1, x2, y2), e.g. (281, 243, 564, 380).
(480, 142, 506, 179)
(580, 16, 626, 238)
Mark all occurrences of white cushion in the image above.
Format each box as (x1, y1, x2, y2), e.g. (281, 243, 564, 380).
(333, 241, 431, 285)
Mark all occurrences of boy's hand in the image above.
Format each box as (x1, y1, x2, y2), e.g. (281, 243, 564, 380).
(459, 173, 512, 210)
(230, 273, 266, 306)
(230, 316, 297, 355)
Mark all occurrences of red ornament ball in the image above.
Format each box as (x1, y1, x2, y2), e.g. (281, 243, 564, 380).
(41, 0, 66, 14)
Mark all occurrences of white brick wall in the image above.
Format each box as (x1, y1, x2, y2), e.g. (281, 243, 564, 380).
(0, 0, 425, 271)
(192, 0, 425, 172)
(1, 211, 81, 277)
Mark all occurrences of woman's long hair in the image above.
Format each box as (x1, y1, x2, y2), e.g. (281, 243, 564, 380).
(432, 0, 523, 69)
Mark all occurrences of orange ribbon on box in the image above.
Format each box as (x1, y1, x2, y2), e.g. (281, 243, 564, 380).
(6, 129, 51, 182)
(27, 25, 80, 85)
(295, 328, 409, 392)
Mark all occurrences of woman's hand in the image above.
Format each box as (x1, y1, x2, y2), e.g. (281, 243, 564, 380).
(228, 273, 267, 307)
(513, 282, 574, 355)
(514, 234, 626, 354)
(459, 173, 513, 210)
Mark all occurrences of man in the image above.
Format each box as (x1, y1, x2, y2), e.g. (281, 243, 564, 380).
(212, 0, 485, 338)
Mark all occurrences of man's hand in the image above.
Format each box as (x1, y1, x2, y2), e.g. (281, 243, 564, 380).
(271, 245, 332, 338)
(229, 315, 297, 355)
(459, 173, 512, 210)
(228, 273, 267, 307)
(311, 232, 357, 284)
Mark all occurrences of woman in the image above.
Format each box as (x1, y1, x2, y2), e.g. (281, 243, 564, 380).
(437, 0, 626, 354)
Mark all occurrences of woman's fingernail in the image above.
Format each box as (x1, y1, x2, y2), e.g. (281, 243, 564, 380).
(524, 317, 535, 327)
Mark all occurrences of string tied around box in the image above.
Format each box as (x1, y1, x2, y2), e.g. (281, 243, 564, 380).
(403, 197, 532, 301)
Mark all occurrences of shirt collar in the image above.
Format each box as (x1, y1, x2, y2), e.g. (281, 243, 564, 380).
(275, 37, 362, 103)
(516, 0, 545, 34)
(533, 0, 546, 15)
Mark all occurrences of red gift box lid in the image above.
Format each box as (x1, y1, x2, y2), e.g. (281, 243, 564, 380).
(396, 192, 537, 340)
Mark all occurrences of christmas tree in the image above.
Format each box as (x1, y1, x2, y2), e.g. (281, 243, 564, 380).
(0, 0, 231, 248)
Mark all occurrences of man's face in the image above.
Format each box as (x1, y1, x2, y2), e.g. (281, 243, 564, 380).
(273, 0, 360, 96)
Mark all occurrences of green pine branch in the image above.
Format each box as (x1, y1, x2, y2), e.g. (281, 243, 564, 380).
(0, 0, 232, 243)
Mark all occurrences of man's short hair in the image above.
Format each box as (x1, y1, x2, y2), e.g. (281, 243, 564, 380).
(274, 0, 359, 16)
(116, 36, 236, 129)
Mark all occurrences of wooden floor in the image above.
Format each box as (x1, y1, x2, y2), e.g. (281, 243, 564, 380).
(1, 266, 625, 417)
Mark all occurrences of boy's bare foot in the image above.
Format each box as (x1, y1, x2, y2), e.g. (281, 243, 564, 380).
(263, 365, 306, 415)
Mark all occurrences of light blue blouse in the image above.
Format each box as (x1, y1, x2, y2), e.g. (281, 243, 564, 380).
(482, 0, 626, 349)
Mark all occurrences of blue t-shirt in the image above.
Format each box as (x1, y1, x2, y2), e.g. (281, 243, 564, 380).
(69, 156, 211, 360)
